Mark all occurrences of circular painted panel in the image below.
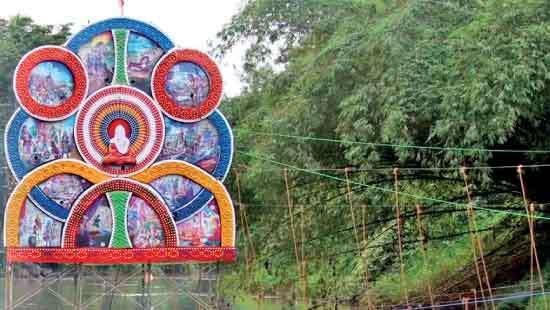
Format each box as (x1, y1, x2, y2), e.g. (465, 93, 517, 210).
(152, 49, 222, 122)
(13, 46, 88, 121)
(74, 86, 165, 177)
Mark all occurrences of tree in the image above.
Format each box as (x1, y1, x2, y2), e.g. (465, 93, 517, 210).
(217, 0, 550, 305)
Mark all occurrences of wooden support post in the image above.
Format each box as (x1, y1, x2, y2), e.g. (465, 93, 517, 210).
(235, 170, 255, 288)
(471, 289, 477, 310)
(74, 264, 82, 310)
(148, 264, 153, 309)
(4, 262, 13, 310)
(463, 297, 469, 310)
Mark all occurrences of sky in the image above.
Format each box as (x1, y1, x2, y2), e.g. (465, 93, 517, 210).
(2, 0, 246, 96)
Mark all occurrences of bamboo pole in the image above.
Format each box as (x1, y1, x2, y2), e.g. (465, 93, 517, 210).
(235, 171, 251, 282)
(363, 202, 374, 310)
(393, 168, 409, 306)
(300, 204, 308, 306)
(415, 204, 435, 309)
(344, 168, 362, 255)
(283, 169, 303, 298)
(461, 167, 495, 310)
(4, 262, 13, 310)
(517, 165, 547, 309)
(74, 264, 82, 310)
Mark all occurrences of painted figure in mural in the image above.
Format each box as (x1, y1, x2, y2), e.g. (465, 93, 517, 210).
(78, 32, 115, 94)
(126, 196, 165, 248)
(18, 118, 77, 169)
(161, 119, 221, 172)
(21, 125, 32, 154)
(28, 62, 74, 106)
(165, 63, 210, 108)
(103, 124, 136, 166)
(78, 198, 112, 247)
(177, 202, 222, 247)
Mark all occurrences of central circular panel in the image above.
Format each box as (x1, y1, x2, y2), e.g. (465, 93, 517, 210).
(75, 86, 165, 177)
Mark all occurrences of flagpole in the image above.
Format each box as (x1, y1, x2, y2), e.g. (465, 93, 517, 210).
(119, 0, 125, 16)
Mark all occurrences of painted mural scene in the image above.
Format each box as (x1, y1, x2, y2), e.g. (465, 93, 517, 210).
(3, 0, 550, 309)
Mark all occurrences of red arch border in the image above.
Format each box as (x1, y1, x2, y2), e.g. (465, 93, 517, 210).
(13, 46, 88, 121)
(62, 179, 178, 248)
(152, 49, 223, 122)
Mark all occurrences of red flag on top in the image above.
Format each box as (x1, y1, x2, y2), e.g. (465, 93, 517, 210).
(118, 0, 125, 16)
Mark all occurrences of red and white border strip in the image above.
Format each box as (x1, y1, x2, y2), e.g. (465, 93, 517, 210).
(13, 45, 88, 121)
(6, 247, 237, 264)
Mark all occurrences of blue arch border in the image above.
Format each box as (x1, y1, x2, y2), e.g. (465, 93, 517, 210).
(65, 17, 174, 53)
(5, 109, 75, 221)
(161, 110, 234, 222)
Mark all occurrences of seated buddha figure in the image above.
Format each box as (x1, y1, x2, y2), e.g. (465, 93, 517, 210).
(102, 124, 137, 166)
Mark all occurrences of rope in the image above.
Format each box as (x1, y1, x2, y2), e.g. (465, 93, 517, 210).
(393, 168, 409, 306)
(517, 165, 547, 309)
(405, 290, 550, 310)
(461, 168, 495, 310)
(415, 204, 436, 309)
(232, 162, 550, 172)
(237, 151, 550, 221)
(234, 200, 549, 210)
(236, 129, 550, 154)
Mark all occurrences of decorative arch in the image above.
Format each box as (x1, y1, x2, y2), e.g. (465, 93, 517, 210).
(131, 160, 236, 247)
(62, 179, 178, 248)
(3, 160, 110, 247)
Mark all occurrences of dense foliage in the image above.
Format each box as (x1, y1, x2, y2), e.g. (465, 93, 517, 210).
(216, 0, 550, 307)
